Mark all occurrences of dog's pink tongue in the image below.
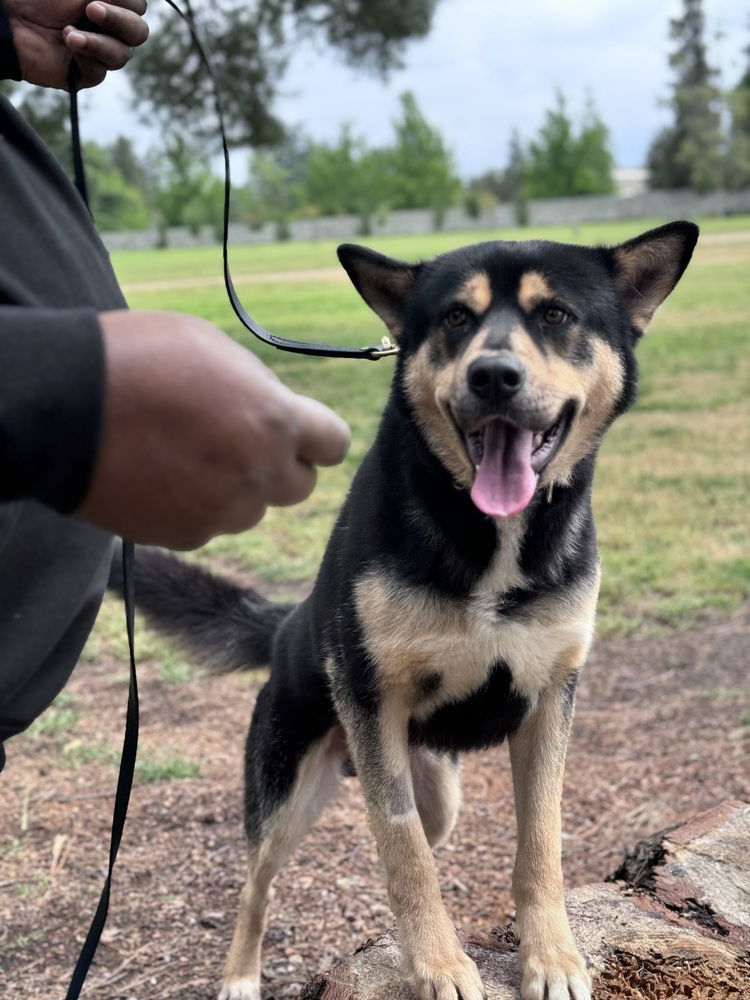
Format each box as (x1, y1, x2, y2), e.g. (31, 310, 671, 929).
(470, 420, 537, 517)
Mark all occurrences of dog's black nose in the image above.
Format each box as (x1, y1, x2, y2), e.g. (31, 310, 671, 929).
(467, 352, 526, 400)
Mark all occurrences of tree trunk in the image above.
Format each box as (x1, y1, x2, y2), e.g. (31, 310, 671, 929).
(298, 800, 750, 999)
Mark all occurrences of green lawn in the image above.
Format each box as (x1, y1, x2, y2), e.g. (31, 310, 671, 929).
(104, 217, 750, 638)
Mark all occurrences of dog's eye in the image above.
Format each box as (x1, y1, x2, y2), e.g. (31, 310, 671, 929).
(444, 305, 469, 328)
(542, 306, 569, 326)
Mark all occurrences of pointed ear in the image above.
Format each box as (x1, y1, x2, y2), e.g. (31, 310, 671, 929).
(337, 244, 419, 340)
(611, 221, 699, 334)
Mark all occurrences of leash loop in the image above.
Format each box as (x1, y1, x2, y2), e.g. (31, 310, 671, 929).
(163, 0, 398, 362)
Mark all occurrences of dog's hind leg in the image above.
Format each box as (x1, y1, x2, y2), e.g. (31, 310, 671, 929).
(411, 749, 461, 848)
(219, 688, 343, 1000)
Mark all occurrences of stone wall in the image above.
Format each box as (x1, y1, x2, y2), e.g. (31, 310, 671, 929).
(101, 188, 750, 252)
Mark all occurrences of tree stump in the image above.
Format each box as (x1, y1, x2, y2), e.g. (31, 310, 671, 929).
(298, 800, 750, 999)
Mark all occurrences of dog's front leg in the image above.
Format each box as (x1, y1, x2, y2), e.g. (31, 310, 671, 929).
(341, 695, 485, 1000)
(508, 672, 591, 1000)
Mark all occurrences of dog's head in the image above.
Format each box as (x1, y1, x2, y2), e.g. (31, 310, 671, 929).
(338, 222, 698, 518)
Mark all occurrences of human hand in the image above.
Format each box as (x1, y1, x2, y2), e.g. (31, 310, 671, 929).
(76, 310, 351, 550)
(7, 0, 148, 90)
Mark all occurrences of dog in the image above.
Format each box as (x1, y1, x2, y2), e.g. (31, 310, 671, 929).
(114, 221, 698, 1000)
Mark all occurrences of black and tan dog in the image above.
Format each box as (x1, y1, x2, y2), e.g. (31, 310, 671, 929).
(118, 222, 698, 1000)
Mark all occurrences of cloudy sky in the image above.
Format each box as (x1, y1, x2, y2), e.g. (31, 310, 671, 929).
(81, 0, 747, 179)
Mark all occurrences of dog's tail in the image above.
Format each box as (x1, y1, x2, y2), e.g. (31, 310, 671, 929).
(107, 546, 296, 673)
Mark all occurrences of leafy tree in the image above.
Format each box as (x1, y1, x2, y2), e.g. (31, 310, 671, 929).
(246, 147, 306, 238)
(385, 91, 461, 225)
(128, 0, 440, 148)
(647, 0, 723, 192)
(725, 32, 750, 190)
(525, 91, 615, 199)
(466, 130, 529, 224)
(110, 135, 151, 192)
(152, 134, 224, 235)
(575, 95, 616, 195)
(303, 125, 391, 226)
(81, 142, 151, 231)
(1, 84, 151, 229)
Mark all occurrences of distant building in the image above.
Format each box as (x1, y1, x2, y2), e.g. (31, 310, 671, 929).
(613, 167, 650, 198)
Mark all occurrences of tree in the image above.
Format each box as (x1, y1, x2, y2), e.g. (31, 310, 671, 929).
(1, 85, 152, 229)
(246, 147, 306, 238)
(725, 31, 750, 190)
(524, 91, 615, 199)
(385, 91, 460, 225)
(647, 0, 723, 192)
(151, 135, 225, 236)
(303, 125, 391, 227)
(466, 130, 529, 224)
(81, 142, 151, 231)
(128, 0, 441, 148)
(110, 135, 151, 192)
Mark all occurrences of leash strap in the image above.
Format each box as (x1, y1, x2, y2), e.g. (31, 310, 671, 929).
(66, 59, 139, 1000)
(62, 0, 394, 991)
(64, 541, 139, 1000)
(68, 85, 88, 210)
(162, 0, 397, 361)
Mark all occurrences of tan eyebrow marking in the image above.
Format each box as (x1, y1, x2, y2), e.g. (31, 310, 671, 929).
(456, 272, 492, 314)
(518, 271, 553, 311)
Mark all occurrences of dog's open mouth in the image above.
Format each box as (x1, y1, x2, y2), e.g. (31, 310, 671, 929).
(463, 405, 573, 518)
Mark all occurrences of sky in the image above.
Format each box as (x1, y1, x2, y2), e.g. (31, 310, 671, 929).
(79, 0, 748, 180)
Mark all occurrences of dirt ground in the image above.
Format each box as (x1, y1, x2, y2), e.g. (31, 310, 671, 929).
(1, 599, 748, 1000)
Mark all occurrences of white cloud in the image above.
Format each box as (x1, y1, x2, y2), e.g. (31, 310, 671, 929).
(77, 0, 748, 177)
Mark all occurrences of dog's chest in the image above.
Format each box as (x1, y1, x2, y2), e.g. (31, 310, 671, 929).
(354, 538, 598, 709)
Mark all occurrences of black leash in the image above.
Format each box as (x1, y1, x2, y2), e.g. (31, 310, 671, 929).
(64, 540, 138, 1000)
(64, 1, 398, 992)
(161, 0, 397, 361)
(66, 49, 139, 1000)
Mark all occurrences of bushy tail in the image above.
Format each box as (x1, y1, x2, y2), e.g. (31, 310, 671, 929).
(108, 546, 296, 672)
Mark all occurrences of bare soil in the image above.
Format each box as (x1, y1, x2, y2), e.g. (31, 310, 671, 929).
(1, 601, 748, 1000)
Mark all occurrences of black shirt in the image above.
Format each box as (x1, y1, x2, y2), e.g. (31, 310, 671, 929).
(0, 92, 124, 509)
(0, 26, 128, 753)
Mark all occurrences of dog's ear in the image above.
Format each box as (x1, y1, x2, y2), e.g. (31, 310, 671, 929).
(610, 221, 699, 335)
(337, 244, 419, 340)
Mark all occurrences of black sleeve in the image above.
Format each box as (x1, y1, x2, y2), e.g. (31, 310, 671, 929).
(0, 308, 106, 513)
(0, 1, 21, 82)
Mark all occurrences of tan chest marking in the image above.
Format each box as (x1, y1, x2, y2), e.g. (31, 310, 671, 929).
(354, 526, 600, 708)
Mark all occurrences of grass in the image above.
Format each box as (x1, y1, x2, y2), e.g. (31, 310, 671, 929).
(25, 694, 80, 740)
(100, 215, 750, 640)
(135, 751, 202, 783)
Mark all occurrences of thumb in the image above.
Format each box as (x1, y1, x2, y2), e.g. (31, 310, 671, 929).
(292, 395, 351, 467)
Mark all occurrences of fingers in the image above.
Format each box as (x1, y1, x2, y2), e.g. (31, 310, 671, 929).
(84, 1, 150, 48)
(63, 0, 149, 85)
(293, 395, 352, 467)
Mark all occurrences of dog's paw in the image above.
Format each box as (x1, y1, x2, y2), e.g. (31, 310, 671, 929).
(409, 951, 486, 1000)
(519, 945, 591, 1000)
(217, 977, 260, 1000)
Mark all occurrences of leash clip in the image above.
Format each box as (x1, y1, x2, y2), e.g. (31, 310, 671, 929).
(368, 336, 400, 360)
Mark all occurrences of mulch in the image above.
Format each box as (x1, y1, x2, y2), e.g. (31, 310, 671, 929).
(1, 601, 748, 1000)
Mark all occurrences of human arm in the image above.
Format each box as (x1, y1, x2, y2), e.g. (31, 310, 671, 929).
(0, 0, 149, 89)
(1, 309, 351, 549)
